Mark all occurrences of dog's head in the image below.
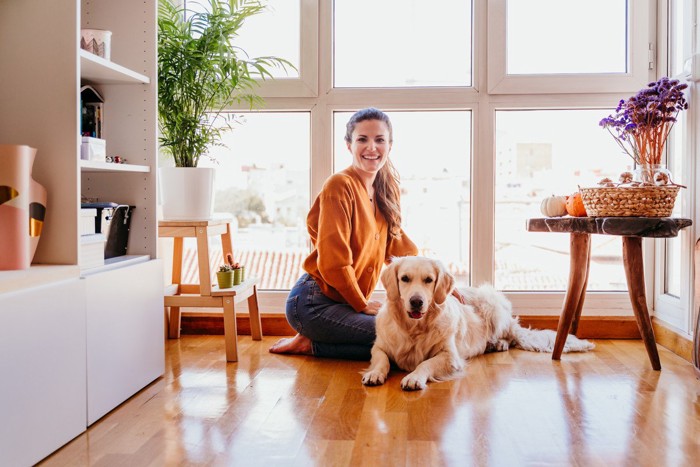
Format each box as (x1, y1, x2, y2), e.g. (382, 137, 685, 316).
(381, 256, 455, 320)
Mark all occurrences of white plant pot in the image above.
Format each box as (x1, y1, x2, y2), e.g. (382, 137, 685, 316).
(159, 167, 215, 220)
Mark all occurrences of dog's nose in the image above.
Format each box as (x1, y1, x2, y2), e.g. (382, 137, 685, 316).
(409, 296, 423, 310)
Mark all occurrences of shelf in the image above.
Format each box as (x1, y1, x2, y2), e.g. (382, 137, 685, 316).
(80, 255, 151, 276)
(80, 160, 150, 173)
(0, 265, 80, 295)
(80, 50, 150, 84)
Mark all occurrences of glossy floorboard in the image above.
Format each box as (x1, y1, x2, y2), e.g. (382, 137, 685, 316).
(42, 336, 700, 466)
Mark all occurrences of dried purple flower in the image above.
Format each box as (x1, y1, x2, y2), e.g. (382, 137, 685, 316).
(600, 77, 689, 166)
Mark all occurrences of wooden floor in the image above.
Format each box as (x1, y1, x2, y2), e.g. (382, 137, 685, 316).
(41, 336, 700, 466)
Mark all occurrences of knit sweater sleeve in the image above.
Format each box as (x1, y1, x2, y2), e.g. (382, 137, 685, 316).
(385, 228, 419, 263)
(315, 180, 368, 311)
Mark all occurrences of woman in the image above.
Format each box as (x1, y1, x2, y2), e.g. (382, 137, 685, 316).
(269, 107, 419, 360)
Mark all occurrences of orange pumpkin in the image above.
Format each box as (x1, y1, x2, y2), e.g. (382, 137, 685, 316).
(566, 192, 587, 217)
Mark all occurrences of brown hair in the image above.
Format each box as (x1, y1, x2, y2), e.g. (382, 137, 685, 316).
(344, 108, 403, 238)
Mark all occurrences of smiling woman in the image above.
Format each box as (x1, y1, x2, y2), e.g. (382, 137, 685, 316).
(269, 108, 419, 360)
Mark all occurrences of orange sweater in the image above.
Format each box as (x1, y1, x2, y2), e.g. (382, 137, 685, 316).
(303, 167, 418, 311)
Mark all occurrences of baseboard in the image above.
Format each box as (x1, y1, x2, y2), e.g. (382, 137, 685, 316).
(518, 316, 642, 339)
(652, 320, 692, 362)
(181, 312, 294, 336)
(179, 313, 694, 363)
(180, 313, 642, 338)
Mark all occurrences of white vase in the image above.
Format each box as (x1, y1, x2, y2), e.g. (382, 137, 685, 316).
(159, 167, 215, 220)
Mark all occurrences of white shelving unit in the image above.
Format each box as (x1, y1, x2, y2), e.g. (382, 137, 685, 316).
(80, 159, 151, 173)
(80, 49, 150, 84)
(0, 1, 163, 465)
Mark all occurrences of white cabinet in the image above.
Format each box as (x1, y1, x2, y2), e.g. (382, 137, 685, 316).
(0, 0, 162, 463)
(0, 280, 87, 467)
(85, 259, 164, 424)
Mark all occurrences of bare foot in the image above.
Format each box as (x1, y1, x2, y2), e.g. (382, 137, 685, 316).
(269, 334, 313, 355)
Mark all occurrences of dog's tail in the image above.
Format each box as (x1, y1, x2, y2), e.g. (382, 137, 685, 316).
(510, 324, 594, 353)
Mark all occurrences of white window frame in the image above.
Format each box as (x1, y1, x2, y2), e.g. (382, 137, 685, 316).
(653, 0, 698, 334)
(254, 0, 318, 97)
(487, 0, 652, 94)
(230, 0, 698, 326)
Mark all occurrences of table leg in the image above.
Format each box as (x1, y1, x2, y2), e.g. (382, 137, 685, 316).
(553, 232, 591, 360)
(221, 222, 234, 264)
(196, 227, 212, 296)
(222, 296, 238, 362)
(622, 236, 661, 370)
(570, 240, 591, 335)
(169, 238, 184, 339)
(248, 285, 262, 341)
(168, 306, 181, 339)
(172, 237, 183, 286)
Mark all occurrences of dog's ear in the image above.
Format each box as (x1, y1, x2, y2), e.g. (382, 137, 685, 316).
(381, 259, 400, 301)
(433, 259, 455, 305)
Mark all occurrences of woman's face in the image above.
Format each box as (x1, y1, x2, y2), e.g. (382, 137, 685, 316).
(347, 119, 392, 178)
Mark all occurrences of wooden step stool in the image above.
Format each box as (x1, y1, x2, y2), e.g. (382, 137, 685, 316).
(159, 215, 262, 362)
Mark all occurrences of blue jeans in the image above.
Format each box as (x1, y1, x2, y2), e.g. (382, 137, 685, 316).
(285, 274, 375, 360)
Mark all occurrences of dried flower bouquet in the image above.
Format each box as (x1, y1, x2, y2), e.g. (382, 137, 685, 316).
(599, 77, 688, 167)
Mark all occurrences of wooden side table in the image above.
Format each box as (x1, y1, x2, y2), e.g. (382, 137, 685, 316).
(526, 217, 692, 370)
(159, 215, 262, 362)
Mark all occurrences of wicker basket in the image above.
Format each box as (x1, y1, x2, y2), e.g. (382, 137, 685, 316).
(580, 185, 680, 217)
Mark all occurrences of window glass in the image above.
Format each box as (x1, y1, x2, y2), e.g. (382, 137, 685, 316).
(185, 0, 301, 79)
(506, 0, 627, 75)
(334, 111, 472, 288)
(235, 0, 300, 78)
(670, 0, 689, 77)
(197, 112, 311, 290)
(495, 110, 628, 291)
(334, 0, 472, 87)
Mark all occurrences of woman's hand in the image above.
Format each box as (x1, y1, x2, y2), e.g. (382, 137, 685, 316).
(451, 288, 467, 305)
(361, 300, 382, 315)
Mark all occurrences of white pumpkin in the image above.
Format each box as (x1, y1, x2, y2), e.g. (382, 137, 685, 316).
(540, 195, 567, 217)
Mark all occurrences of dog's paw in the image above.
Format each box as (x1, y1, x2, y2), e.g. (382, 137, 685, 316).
(400, 373, 427, 391)
(362, 370, 387, 386)
(486, 339, 510, 353)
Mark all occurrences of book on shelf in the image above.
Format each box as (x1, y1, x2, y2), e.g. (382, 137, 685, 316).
(79, 233, 106, 269)
(80, 85, 104, 138)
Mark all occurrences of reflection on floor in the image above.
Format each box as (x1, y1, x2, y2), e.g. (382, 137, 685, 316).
(42, 336, 700, 466)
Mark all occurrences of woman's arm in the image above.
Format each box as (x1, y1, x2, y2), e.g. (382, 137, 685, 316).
(315, 190, 368, 311)
(385, 228, 419, 262)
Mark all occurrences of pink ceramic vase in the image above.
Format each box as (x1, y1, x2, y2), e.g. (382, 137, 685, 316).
(0, 145, 47, 270)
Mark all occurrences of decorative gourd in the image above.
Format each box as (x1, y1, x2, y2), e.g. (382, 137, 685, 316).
(540, 195, 567, 217)
(566, 192, 587, 217)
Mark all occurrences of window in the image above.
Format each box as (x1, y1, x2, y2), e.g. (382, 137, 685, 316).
(241, 0, 318, 97)
(494, 110, 628, 291)
(653, 0, 695, 330)
(215, 0, 694, 326)
(334, 0, 472, 87)
(507, 0, 627, 75)
(488, 0, 651, 94)
(199, 112, 311, 290)
(235, 0, 300, 79)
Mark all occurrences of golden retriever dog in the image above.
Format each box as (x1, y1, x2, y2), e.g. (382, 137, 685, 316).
(362, 256, 594, 390)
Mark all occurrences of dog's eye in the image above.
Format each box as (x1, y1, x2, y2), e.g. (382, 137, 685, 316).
(424, 277, 434, 284)
(400, 275, 409, 283)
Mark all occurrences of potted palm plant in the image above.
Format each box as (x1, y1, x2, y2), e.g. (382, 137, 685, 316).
(158, 0, 292, 219)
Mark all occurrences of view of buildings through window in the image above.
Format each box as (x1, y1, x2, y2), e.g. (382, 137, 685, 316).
(495, 110, 628, 291)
